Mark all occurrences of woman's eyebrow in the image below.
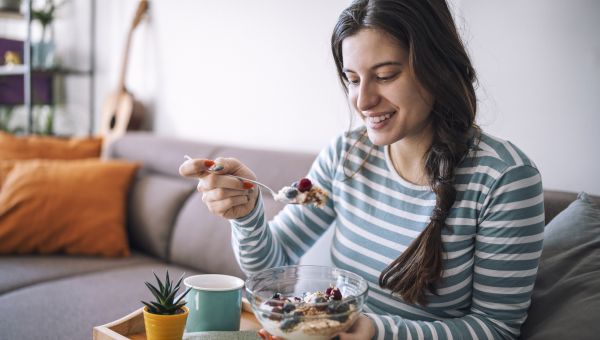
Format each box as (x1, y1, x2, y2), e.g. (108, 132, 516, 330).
(342, 61, 403, 73)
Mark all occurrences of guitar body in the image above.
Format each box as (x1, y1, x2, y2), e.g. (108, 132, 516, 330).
(100, 90, 145, 146)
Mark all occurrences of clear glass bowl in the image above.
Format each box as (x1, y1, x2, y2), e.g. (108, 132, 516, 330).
(245, 265, 369, 340)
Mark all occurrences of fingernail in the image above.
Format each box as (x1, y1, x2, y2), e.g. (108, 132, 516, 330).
(208, 163, 224, 171)
(204, 160, 215, 167)
(257, 331, 266, 339)
(242, 182, 254, 189)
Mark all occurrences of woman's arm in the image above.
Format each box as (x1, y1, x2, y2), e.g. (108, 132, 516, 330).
(230, 136, 343, 275)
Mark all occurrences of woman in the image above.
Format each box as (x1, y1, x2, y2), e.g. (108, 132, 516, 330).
(180, 0, 545, 338)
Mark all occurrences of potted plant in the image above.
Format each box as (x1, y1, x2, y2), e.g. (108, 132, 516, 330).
(141, 270, 192, 340)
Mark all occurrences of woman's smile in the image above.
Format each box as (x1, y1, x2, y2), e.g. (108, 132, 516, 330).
(363, 111, 396, 129)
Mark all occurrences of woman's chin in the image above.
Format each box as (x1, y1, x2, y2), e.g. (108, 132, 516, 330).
(365, 129, 396, 146)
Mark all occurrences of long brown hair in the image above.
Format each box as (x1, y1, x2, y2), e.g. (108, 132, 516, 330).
(331, 0, 478, 305)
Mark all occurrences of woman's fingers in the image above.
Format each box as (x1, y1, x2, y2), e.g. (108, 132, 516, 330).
(181, 156, 259, 219)
(179, 158, 216, 178)
(197, 173, 254, 192)
(201, 187, 251, 203)
(203, 194, 250, 216)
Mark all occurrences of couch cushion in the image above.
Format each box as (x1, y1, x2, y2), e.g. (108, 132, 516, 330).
(127, 174, 194, 259)
(0, 159, 140, 257)
(169, 192, 246, 278)
(520, 192, 600, 339)
(0, 251, 156, 295)
(543, 190, 600, 224)
(0, 131, 102, 161)
(0, 262, 199, 340)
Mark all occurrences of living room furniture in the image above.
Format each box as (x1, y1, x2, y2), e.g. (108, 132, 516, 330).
(0, 132, 598, 339)
(0, 0, 95, 134)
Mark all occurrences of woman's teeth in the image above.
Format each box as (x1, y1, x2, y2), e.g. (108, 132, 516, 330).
(367, 112, 393, 124)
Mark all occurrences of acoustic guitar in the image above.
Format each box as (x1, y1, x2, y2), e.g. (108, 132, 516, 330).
(100, 0, 148, 149)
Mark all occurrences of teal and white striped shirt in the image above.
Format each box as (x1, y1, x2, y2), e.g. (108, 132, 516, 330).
(231, 128, 544, 340)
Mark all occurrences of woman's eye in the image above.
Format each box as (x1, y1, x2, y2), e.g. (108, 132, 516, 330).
(376, 73, 399, 82)
(345, 77, 360, 85)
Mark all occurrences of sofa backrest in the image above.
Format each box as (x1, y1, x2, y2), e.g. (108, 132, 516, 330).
(106, 132, 317, 278)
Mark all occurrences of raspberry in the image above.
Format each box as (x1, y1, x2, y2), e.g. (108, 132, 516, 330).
(297, 178, 312, 192)
(331, 288, 342, 300)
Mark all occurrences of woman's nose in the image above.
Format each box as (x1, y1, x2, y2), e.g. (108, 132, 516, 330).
(356, 81, 380, 112)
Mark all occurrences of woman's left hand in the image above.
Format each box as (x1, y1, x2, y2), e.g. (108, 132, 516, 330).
(337, 314, 375, 340)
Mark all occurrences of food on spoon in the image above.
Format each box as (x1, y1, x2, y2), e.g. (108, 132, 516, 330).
(274, 178, 328, 207)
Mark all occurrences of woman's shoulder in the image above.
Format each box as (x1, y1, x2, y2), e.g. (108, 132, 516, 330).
(467, 130, 539, 173)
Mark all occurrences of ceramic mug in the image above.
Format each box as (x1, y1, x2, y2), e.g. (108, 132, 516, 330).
(183, 274, 245, 332)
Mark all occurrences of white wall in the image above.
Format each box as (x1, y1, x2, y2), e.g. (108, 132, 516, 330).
(95, 0, 351, 153)
(3, 1, 598, 194)
(456, 0, 600, 195)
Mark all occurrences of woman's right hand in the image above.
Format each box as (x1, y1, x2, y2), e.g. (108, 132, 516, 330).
(179, 157, 259, 220)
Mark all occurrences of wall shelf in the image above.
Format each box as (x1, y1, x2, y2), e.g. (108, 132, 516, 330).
(0, 0, 96, 135)
(0, 65, 27, 75)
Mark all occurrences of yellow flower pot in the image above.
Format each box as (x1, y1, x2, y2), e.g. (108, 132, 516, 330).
(143, 306, 189, 340)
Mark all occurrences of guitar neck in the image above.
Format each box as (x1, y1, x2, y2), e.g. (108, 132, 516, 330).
(116, 30, 135, 93)
(116, 0, 149, 93)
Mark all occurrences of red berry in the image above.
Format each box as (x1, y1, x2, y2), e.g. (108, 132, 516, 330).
(331, 288, 342, 300)
(297, 178, 312, 192)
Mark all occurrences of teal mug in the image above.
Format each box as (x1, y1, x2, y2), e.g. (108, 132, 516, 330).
(183, 274, 245, 332)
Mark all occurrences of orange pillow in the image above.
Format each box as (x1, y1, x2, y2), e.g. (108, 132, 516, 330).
(0, 132, 102, 161)
(0, 160, 16, 190)
(0, 159, 139, 257)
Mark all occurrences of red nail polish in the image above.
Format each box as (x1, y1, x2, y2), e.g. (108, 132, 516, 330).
(204, 160, 215, 167)
(243, 182, 254, 190)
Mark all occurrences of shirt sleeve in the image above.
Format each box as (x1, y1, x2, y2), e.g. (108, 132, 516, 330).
(366, 164, 545, 340)
(229, 136, 342, 276)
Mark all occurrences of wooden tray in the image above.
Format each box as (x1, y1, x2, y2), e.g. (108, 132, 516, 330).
(93, 299, 261, 340)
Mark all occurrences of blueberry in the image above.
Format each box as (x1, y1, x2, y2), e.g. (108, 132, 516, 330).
(283, 302, 296, 313)
(284, 188, 298, 199)
(291, 181, 299, 188)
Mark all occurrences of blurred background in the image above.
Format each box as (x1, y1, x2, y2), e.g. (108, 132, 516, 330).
(1, 0, 598, 194)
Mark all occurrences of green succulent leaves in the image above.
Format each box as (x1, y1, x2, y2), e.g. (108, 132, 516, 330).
(141, 270, 191, 315)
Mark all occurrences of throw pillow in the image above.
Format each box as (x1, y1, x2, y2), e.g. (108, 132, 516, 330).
(0, 160, 16, 190)
(0, 159, 140, 257)
(0, 131, 102, 160)
(520, 192, 600, 339)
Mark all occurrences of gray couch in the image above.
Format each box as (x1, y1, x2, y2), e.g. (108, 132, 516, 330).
(0, 132, 598, 340)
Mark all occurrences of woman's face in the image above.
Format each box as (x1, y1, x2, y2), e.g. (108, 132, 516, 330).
(341, 28, 434, 146)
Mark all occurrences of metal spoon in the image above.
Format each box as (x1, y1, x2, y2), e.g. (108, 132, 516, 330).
(183, 155, 289, 202)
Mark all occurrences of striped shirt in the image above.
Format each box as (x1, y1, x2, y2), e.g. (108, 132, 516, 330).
(231, 128, 544, 340)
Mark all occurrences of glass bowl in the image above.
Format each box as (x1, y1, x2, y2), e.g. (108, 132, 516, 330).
(245, 265, 369, 340)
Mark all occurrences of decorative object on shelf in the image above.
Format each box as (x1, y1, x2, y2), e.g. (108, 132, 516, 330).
(4, 51, 20, 65)
(142, 270, 191, 340)
(100, 0, 148, 150)
(0, 0, 21, 12)
(0, 37, 55, 134)
(31, 0, 68, 69)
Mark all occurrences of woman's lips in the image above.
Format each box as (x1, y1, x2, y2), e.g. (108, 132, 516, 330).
(364, 111, 396, 129)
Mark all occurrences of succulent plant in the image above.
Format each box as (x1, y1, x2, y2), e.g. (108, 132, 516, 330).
(141, 270, 191, 315)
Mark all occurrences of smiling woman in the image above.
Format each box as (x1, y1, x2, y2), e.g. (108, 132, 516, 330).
(179, 0, 545, 339)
